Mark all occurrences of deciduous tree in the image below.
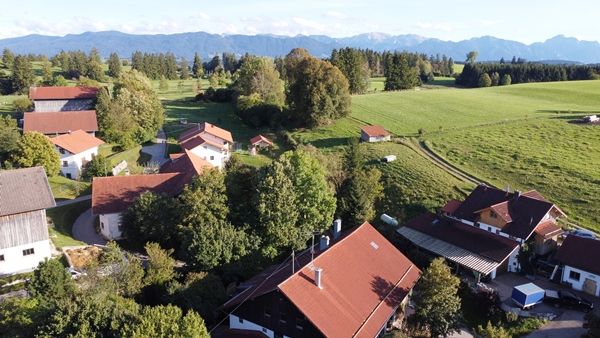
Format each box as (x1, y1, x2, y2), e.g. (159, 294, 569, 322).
(27, 258, 75, 305)
(233, 56, 285, 108)
(11, 132, 60, 176)
(411, 258, 461, 338)
(122, 192, 179, 249)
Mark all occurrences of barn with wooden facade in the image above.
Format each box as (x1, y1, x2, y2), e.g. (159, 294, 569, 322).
(0, 167, 56, 276)
(29, 86, 99, 112)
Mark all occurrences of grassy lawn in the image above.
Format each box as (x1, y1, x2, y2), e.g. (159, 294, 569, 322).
(291, 80, 600, 228)
(428, 117, 600, 231)
(47, 200, 89, 249)
(361, 141, 473, 221)
(48, 176, 91, 200)
(0, 94, 25, 116)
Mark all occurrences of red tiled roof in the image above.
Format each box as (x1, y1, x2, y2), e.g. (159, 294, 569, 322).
(23, 111, 98, 134)
(250, 134, 274, 146)
(361, 125, 390, 137)
(404, 213, 520, 263)
(51, 130, 104, 154)
(453, 185, 563, 240)
(29, 86, 98, 100)
(441, 199, 462, 214)
(222, 223, 420, 338)
(534, 221, 563, 238)
(555, 235, 600, 275)
(178, 122, 233, 144)
(92, 173, 182, 215)
(160, 149, 212, 183)
(180, 135, 227, 151)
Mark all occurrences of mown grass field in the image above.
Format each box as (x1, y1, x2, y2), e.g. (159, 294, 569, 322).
(428, 117, 600, 230)
(293, 80, 600, 229)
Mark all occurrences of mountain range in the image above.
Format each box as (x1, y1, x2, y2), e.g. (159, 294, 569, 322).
(1, 31, 600, 63)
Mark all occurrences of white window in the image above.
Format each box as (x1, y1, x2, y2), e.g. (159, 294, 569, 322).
(569, 270, 581, 281)
(210, 156, 215, 161)
(239, 317, 244, 324)
(59, 148, 65, 154)
(0, 254, 4, 261)
(23, 248, 35, 256)
(63, 161, 68, 167)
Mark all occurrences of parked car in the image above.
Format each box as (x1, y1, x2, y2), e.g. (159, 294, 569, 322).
(545, 289, 594, 312)
(570, 229, 596, 240)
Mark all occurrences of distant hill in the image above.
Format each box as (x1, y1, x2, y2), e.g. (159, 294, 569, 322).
(1, 31, 600, 63)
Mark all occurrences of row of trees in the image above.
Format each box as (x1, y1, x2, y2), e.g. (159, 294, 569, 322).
(0, 243, 210, 337)
(329, 48, 452, 94)
(50, 49, 105, 81)
(457, 62, 600, 87)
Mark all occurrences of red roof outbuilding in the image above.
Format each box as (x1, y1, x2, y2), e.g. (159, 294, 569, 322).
(51, 130, 104, 154)
(29, 86, 98, 100)
(23, 111, 99, 135)
(361, 125, 390, 137)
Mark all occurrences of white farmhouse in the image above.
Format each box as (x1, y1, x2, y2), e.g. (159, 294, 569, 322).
(0, 167, 55, 276)
(51, 130, 104, 180)
(555, 235, 600, 297)
(92, 151, 210, 240)
(178, 122, 233, 168)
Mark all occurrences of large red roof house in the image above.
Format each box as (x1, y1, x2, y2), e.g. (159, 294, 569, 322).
(398, 185, 565, 281)
(219, 221, 421, 338)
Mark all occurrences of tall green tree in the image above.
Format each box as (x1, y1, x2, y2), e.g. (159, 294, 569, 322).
(129, 305, 209, 338)
(192, 52, 204, 78)
(169, 272, 226, 325)
(11, 132, 60, 176)
(330, 48, 370, 94)
(411, 258, 461, 338)
(337, 142, 383, 227)
(286, 55, 351, 127)
(144, 242, 177, 286)
(466, 51, 479, 64)
(123, 192, 179, 248)
(11, 55, 35, 94)
(41, 60, 53, 85)
(478, 73, 492, 87)
(256, 150, 336, 257)
(27, 258, 76, 305)
(177, 169, 253, 270)
(2, 48, 15, 69)
(0, 115, 21, 163)
(225, 155, 259, 227)
(98, 70, 164, 144)
(107, 52, 122, 78)
(180, 57, 190, 80)
(233, 56, 285, 108)
(384, 53, 420, 91)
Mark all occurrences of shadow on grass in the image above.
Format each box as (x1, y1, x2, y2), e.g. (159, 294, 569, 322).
(310, 137, 355, 149)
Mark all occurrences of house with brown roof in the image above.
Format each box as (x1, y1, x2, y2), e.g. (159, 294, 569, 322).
(360, 125, 391, 143)
(23, 110, 99, 136)
(219, 221, 421, 338)
(29, 86, 98, 112)
(555, 235, 600, 297)
(398, 185, 565, 280)
(92, 151, 211, 240)
(51, 130, 104, 180)
(0, 167, 55, 276)
(178, 122, 233, 168)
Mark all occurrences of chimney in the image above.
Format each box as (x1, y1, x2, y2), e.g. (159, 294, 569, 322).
(333, 219, 342, 240)
(319, 236, 330, 250)
(514, 190, 521, 200)
(314, 268, 323, 289)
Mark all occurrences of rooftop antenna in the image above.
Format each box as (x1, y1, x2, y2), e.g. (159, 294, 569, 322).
(291, 250, 295, 274)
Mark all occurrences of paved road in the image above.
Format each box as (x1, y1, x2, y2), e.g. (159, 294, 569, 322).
(72, 208, 106, 245)
(525, 310, 586, 338)
(54, 194, 92, 207)
(142, 129, 168, 165)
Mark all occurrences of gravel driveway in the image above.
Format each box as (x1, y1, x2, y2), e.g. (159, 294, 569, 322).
(72, 208, 106, 245)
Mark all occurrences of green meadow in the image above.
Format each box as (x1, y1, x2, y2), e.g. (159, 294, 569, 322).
(293, 80, 600, 229)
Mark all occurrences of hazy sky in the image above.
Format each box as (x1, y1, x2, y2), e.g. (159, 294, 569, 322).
(1, 0, 598, 43)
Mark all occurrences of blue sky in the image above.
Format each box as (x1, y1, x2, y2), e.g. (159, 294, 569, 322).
(1, 0, 598, 43)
